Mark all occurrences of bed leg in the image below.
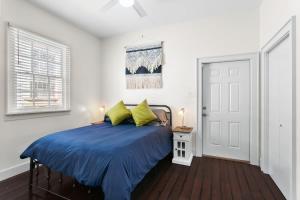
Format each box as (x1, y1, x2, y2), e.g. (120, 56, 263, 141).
(72, 179, 76, 188)
(46, 167, 51, 181)
(36, 163, 39, 176)
(59, 173, 63, 183)
(29, 158, 34, 191)
(46, 167, 51, 189)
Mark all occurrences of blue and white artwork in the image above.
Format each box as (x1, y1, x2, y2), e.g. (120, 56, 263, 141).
(125, 42, 163, 89)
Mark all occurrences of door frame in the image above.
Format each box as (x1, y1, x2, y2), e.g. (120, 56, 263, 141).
(260, 17, 296, 199)
(197, 53, 259, 165)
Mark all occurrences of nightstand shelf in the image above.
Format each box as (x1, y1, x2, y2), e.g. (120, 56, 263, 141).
(172, 126, 193, 166)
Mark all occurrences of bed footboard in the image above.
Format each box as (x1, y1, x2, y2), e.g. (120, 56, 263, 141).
(28, 158, 96, 200)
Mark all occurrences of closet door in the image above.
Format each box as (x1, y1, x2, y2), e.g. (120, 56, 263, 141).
(268, 32, 293, 199)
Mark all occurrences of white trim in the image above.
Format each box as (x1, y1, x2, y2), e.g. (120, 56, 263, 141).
(0, 161, 29, 181)
(172, 154, 193, 166)
(260, 16, 296, 200)
(6, 24, 71, 116)
(196, 53, 259, 165)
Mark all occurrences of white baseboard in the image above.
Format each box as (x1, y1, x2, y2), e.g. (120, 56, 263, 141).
(0, 160, 29, 181)
(172, 154, 193, 166)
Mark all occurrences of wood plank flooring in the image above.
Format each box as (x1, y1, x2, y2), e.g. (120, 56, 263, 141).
(0, 156, 285, 200)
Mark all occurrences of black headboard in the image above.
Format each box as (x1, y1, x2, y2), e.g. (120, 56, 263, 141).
(125, 104, 172, 127)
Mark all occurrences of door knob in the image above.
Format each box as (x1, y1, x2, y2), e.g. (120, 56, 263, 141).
(280, 124, 283, 127)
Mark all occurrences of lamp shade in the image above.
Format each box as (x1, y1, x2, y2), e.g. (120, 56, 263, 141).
(178, 108, 185, 115)
(99, 106, 105, 112)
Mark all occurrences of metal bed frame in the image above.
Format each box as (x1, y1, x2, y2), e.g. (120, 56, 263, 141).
(28, 104, 172, 200)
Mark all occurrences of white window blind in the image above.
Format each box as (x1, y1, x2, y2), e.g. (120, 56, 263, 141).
(7, 25, 71, 115)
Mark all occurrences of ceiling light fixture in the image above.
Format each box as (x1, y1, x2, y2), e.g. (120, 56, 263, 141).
(119, 0, 135, 7)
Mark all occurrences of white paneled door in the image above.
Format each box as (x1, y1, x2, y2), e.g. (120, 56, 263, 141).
(260, 18, 296, 200)
(268, 35, 292, 200)
(203, 61, 250, 161)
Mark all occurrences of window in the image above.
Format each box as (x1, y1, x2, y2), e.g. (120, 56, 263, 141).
(7, 25, 71, 115)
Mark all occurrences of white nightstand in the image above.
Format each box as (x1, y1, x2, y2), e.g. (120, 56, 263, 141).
(172, 127, 193, 166)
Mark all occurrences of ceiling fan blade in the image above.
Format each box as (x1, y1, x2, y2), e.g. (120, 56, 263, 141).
(101, 0, 118, 12)
(133, 0, 148, 18)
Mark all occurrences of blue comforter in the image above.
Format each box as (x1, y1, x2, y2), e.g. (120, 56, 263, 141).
(20, 122, 172, 200)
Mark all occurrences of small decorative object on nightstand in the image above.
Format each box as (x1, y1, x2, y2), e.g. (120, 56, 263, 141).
(172, 126, 193, 166)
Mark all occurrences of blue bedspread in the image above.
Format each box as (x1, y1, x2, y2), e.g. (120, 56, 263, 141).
(20, 122, 172, 200)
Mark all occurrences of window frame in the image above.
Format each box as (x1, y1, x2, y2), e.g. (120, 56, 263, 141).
(6, 24, 71, 115)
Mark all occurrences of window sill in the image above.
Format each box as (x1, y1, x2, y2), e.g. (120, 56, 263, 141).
(6, 109, 71, 116)
(4, 109, 71, 122)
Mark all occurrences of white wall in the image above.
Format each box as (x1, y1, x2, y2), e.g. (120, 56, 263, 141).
(259, 0, 300, 198)
(100, 10, 260, 154)
(0, 0, 102, 180)
(259, 0, 299, 45)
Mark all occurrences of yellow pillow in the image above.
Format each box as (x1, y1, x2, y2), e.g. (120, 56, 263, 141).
(106, 101, 131, 126)
(131, 100, 157, 127)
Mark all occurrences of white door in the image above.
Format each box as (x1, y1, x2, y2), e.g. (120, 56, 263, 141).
(203, 60, 250, 161)
(268, 34, 292, 199)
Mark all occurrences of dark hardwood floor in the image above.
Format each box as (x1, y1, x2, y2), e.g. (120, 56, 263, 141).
(0, 156, 285, 200)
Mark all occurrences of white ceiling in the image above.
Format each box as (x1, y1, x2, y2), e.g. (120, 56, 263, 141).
(27, 0, 262, 38)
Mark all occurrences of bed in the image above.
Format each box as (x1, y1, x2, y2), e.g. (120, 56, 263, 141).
(20, 104, 173, 200)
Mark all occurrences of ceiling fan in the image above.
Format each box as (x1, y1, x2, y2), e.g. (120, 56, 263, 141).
(101, 0, 148, 18)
